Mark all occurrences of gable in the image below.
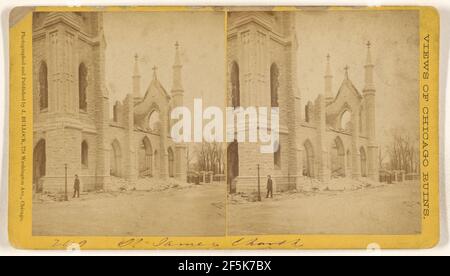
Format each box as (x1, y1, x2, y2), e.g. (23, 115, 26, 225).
(326, 79, 363, 129)
(134, 78, 171, 128)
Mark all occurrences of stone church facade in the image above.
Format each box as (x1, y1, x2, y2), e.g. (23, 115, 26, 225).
(32, 12, 187, 193)
(227, 12, 379, 193)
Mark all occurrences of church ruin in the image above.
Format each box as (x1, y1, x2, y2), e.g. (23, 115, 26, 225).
(227, 12, 379, 193)
(32, 12, 187, 193)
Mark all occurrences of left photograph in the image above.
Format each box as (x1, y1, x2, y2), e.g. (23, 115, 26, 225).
(31, 11, 226, 236)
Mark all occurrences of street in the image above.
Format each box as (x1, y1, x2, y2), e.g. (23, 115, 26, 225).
(33, 181, 421, 236)
(33, 184, 226, 236)
(228, 181, 421, 235)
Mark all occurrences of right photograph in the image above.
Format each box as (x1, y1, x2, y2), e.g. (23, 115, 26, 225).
(226, 10, 421, 235)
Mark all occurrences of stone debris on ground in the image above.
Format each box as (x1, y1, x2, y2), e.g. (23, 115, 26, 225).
(229, 177, 390, 204)
(34, 176, 196, 203)
(301, 177, 386, 192)
(107, 176, 193, 192)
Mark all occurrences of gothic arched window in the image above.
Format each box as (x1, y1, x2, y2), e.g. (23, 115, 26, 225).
(111, 139, 122, 177)
(168, 147, 175, 178)
(39, 62, 48, 111)
(359, 107, 363, 133)
(360, 146, 367, 177)
(305, 105, 309, 122)
(113, 102, 119, 122)
(274, 142, 281, 169)
(33, 139, 46, 192)
(304, 140, 315, 178)
(148, 110, 161, 132)
(81, 140, 88, 167)
(231, 62, 240, 108)
(79, 63, 88, 111)
(305, 101, 313, 123)
(270, 63, 279, 107)
(340, 110, 351, 131)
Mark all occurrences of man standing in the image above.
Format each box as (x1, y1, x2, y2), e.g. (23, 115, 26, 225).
(266, 175, 273, 198)
(73, 174, 80, 198)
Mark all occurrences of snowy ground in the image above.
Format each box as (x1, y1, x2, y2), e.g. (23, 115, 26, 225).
(32, 183, 226, 236)
(228, 180, 421, 235)
(33, 179, 420, 237)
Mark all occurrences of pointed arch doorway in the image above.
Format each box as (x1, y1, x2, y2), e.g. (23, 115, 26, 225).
(139, 137, 153, 177)
(33, 139, 46, 193)
(227, 140, 239, 193)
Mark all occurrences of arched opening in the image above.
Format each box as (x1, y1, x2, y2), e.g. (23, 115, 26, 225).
(231, 62, 240, 108)
(79, 63, 88, 111)
(360, 146, 367, 177)
(167, 109, 171, 133)
(168, 147, 175, 178)
(305, 101, 313, 123)
(81, 140, 88, 168)
(33, 139, 46, 193)
(303, 140, 315, 178)
(227, 140, 239, 193)
(113, 102, 119, 122)
(340, 109, 351, 131)
(148, 110, 161, 132)
(330, 136, 346, 177)
(274, 140, 281, 169)
(346, 149, 352, 176)
(305, 106, 309, 122)
(39, 62, 48, 111)
(359, 107, 364, 133)
(139, 137, 153, 177)
(270, 63, 279, 107)
(110, 139, 122, 177)
(154, 150, 159, 175)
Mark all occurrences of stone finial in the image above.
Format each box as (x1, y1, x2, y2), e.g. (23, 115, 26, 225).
(152, 65, 158, 80)
(365, 41, 373, 66)
(364, 41, 375, 91)
(133, 53, 140, 77)
(325, 54, 333, 103)
(133, 53, 141, 99)
(173, 41, 182, 68)
(172, 41, 183, 92)
(325, 54, 331, 76)
(344, 65, 349, 79)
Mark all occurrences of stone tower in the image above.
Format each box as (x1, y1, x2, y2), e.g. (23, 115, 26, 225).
(227, 12, 299, 193)
(32, 12, 109, 192)
(171, 42, 187, 181)
(324, 54, 333, 105)
(132, 53, 142, 103)
(363, 41, 379, 181)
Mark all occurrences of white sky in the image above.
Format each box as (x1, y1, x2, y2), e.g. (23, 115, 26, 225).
(103, 11, 226, 112)
(296, 10, 420, 146)
(103, 10, 419, 149)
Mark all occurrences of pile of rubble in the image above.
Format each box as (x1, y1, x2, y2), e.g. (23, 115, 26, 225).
(107, 176, 193, 192)
(301, 177, 385, 192)
(229, 177, 387, 204)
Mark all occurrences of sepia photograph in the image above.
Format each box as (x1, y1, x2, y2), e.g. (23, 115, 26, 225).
(1, 3, 437, 252)
(31, 11, 227, 236)
(0, 0, 446, 258)
(30, 9, 422, 237)
(226, 10, 421, 235)
(2, 0, 445, 256)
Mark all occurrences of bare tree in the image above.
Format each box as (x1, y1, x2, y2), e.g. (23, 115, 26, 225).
(378, 146, 387, 169)
(186, 144, 198, 173)
(386, 129, 419, 174)
(194, 142, 225, 175)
